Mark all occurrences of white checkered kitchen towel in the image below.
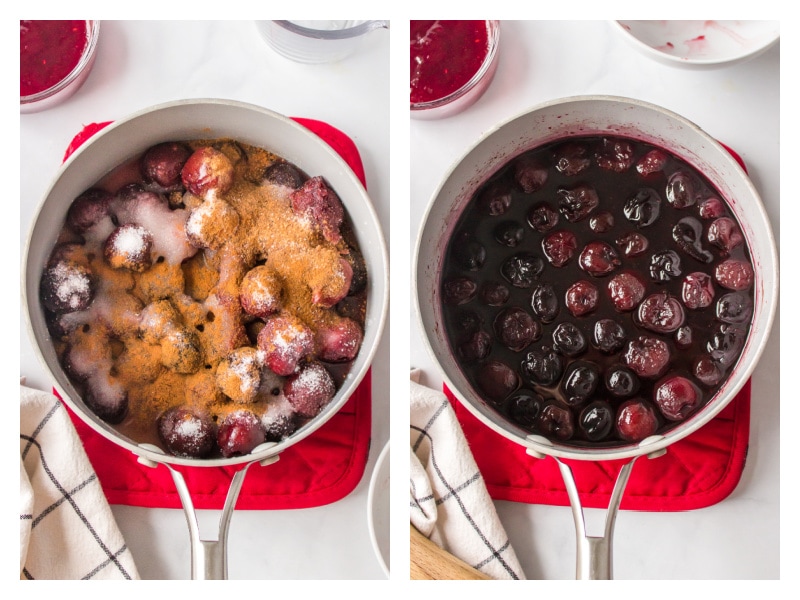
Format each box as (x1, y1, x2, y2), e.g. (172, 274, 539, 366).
(410, 373, 525, 580)
(20, 382, 139, 580)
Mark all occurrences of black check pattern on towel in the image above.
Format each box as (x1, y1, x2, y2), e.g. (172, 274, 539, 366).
(411, 396, 522, 580)
(20, 394, 135, 580)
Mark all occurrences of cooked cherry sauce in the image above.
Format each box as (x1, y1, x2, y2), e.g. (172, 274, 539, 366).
(440, 136, 754, 447)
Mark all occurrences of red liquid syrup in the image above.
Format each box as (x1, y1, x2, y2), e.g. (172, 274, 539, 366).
(410, 20, 489, 104)
(21, 20, 87, 97)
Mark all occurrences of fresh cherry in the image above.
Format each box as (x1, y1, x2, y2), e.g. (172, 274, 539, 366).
(494, 307, 541, 351)
(607, 271, 645, 312)
(217, 410, 267, 458)
(476, 360, 520, 403)
(520, 347, 563, 386)
(623, 335, 670, 378)
(565, 280, 599, 317)
(616, 400, 658, 443)
(542, 230, 578, 267)
(654, 375, 702, 421)
(158, 406, 216, 458)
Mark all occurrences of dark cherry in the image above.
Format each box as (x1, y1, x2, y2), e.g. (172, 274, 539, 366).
(616, 400, 658, 443)
(217, 410, 266, 458)
(181, 146, 235, 197)
(578, 241, 621, 277)
(654, 375, 702, 421)
(454, 309, 483, 336)
(157, 406, 216, 458)
(706, 323, 746, 367)
(561, 360, 600, 407)
(589, 211, 614, 233)
(476, 360, 520, 403)
(458, 330, 492, 362)
(698, 197, 725, 219)
(494, 221, 525, 247)
(557, 184, 599, 222)
(514, 153, 548, 193)
(284, 362, 336, 418)
(507, 391, 545, 429)
(716, 292, 753, 324)
(554, 142, 591, 176)
(635, 149, 668, 177)
(83, 382, 128, 425)
(694, 356, 724, 387)
(623, 188, 661, 228)
(479, 181, 512, 216)
(707, 217, 744, 254)
(542, 230, 578, 267)
(501, 253, 544, 288)
(141, 141, 192, 190)
(579, 401, 614, 441)
(66, 188, 113, 234)
(607, 271, 645, 312)
(264, 413, 299, 442)
(649, 249, 682, 282)
(316, 317, 363, 363)
(673, 217, 712, 263)
(637, 292, 685, 334)
(40, 260, 95, 314)
(616, 231, 649, 258)
(480, 281, 510, 306)
(531, 283, 560, 322)
(715, 259, 754, 291)
(565, 280, 599, 317)
(593, 318, 626, 354)
(681, 272, 715, 310)
(494, 307, 541, 351)
(623, 335, 670, 378)
(453, 234, 487, 271)
(344, 248, 368, 295)
(536, 403, 575, 441)
(520, 347, 564, 386)
(665, 171, 698, 208)
(442, 277, 478, 305)
(595, 138, 634, 173)
(527, 202, 559, 232)
(552, 322, 587, 357)
(265, 161, 307, 189)
(605, 365, 640, 398)
(290, 176, 344, 244)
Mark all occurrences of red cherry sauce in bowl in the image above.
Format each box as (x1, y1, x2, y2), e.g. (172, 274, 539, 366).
(21, 20, 99, 112)
(410, 20, 499, 119)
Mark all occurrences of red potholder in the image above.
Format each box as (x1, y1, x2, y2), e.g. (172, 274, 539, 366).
(59, 117, 372, 510)
(447, 381, 750, 511)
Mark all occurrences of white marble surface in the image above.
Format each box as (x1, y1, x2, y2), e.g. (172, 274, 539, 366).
(20, 20, 389, 580)
(410, 20, 780, 580)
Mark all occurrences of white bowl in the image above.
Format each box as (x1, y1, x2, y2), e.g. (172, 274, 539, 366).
(613, 20, 779, 69)
(367, 441, 390, 577)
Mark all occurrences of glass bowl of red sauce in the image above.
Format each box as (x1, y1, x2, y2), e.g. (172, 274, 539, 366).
(21, 20, 100, 114)
(410, 20, 499, 120)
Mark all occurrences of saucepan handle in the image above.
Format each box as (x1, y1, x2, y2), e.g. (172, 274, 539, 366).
(553, 456, 639, 580)
(137, 445, 279, 580)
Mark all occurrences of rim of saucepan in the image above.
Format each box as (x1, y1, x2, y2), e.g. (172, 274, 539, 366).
(273, 20, 387, 40)
(413, 94, 778, 462)
(23, 98, 389, 468)
(410, 20, 500, 113)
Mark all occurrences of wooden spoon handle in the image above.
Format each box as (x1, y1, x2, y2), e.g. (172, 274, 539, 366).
(409, 524, 492, 580)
